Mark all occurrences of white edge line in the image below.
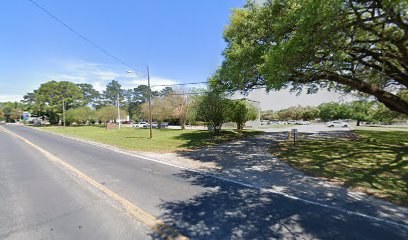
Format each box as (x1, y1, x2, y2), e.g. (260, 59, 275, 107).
(21, 125, 408, 230)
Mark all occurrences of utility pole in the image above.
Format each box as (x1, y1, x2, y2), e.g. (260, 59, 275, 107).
(147, 66, 153, 139)
(117, 92, 121, 129)
(62, 99, 66, 127)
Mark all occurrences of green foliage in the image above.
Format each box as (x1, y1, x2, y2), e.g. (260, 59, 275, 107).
(96, 106, 126, 123)
(1, 105, 22, 122)
(65, 106, 96, 125)
(32, 81, 83, 124)
(371, 104, 404, 124)
(22, 91, 36, 111)
(318, 102, 351, 121)
(228, 100, 258, 130)
(159, 87, 174, 97)
(217, 0, 408, 114)
(123, 85, 159, 121)
(103, 80, 123, 106)
(196, 91, 231, 134)
(123, 89, 138, 120)
(261, 110, 278, 121)
(0, 102, 25, 122)
(77, 83, 100, 107)
(274, 106, 320, 121)
(348, 101, 375, 125)
(301, 106, 320, 121)
(186, 95, 200, 125)
(319, 100, 407, 123)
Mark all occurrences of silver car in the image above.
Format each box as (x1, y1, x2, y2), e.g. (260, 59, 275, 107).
(326, 121, 349, 128)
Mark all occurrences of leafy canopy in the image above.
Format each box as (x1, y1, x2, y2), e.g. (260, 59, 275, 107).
(216, 0, 408, 114)
(33, 81, 83, 124)
(227, 100, 258, 130)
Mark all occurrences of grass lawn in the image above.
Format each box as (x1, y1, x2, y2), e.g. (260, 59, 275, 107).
(353, 125, 408, 132)
(272, 130, 408, 206)
(38, 125, 261, 152)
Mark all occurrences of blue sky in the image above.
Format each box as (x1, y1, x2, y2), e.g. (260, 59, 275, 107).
(0, 0, 246, 99)
(0, 0, 349, 110)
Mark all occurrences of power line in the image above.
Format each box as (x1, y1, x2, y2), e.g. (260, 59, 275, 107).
(27, 0, 146, 79)
(163, 86, 267, 96)
(151, 81, 208, 87)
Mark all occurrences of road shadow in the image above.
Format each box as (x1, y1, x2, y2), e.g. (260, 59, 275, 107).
(150, 171, 408, 239)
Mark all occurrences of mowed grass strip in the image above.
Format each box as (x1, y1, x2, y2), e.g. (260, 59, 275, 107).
(38, 125, 261, 152)
(272, 130, 408, 206)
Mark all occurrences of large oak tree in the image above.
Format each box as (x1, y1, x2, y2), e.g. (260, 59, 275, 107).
(216, 0, 408, 114)
(33, 81, 83, 124)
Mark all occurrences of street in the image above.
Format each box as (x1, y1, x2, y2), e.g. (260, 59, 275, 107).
(1, 125, 407, 239)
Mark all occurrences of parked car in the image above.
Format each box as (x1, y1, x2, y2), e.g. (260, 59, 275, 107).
(133, 122, 148, 128)
(296, 121, 311, 125)
(151, 122, 158, 128)
(326, 121, 349, 128)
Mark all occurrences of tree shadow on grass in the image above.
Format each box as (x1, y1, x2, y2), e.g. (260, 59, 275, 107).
(276, 131, 408, 206)
(173, 130, 261, 150)
(150, 171, 408, 239)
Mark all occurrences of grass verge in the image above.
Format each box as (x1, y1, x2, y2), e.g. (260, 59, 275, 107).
(38, 125, 261, 152)
(271, 130, 408, 206)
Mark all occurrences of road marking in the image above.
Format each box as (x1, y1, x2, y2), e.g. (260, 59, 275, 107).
(0, 126, 188, 240)
(20, 126, 408, 230)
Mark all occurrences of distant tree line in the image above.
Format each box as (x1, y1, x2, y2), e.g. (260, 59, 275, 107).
(19, 80, 259, 133)
(22, 80, 161, 125)
(261, 101, 407, 125)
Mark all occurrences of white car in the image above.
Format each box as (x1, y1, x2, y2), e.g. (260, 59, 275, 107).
(296, 121, 310, 125)
(326, 121, 349, 128)
(133, 122, 148, 128)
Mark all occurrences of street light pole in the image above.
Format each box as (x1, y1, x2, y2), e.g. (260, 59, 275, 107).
(147, 66, 153, 139)
(126, 68, 153, 138)
(62, 99, 66, 127)
(117, 92, 121, 129)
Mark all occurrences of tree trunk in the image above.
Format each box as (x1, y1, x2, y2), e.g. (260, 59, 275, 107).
(180, 118, 186, 130)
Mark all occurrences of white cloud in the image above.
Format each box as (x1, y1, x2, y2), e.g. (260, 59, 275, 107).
(47, 60, 179, 92)
(0, 95, 23, 102)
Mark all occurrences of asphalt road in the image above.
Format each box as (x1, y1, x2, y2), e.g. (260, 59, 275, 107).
(1, 125, 407, 239)
(0, 126, 151, 239)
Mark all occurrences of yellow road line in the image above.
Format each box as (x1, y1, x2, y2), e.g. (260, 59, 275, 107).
(0, 126, 188, 240)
